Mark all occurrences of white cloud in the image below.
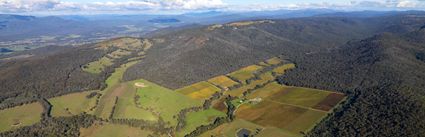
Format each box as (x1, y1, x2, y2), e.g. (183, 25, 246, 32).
(160, 0, 225, 10)
(0, 0, 424, 14)
(0, 0, 225, 13)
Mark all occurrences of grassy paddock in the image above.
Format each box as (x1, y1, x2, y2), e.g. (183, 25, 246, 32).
(135, 79, 203, 127)
(49, 91, 98, 117)
(95, 61, 138, 119)
(112, 82, 157, 121)
(82, 57, 113, 74)
(177, 108, 226, 137)
(0, 102, 43, 133)
(80, 123, 155, 137)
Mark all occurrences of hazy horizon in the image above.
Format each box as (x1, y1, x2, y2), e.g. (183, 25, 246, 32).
(1, 0, 425, 15)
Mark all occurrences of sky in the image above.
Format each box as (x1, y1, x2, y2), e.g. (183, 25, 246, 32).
(0, 0, 424, 15)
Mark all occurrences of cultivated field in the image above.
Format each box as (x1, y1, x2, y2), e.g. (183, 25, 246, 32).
(233, 82, 344, 136)
(207, 75, 239, 89)
(176, 81, 221, 100)
(0, 102, 43, 132)
(49, 91, 99, 117)
(273, 63, 296, 75)
(201, 119, 263, 137)
(268, 86, 333, 108)
(225, 75, 271, 97)
(228, 65, 263, 84)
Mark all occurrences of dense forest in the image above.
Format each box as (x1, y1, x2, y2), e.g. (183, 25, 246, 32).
(0, 45, 105, 109)
(124, 14, 425, 89)
(279, 28, 425, 136)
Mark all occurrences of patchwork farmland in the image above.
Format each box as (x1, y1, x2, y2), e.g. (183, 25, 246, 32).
(0, 56, 345, 137)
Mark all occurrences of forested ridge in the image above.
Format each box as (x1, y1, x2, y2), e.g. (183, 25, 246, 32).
(124, 14, 425, 89)
(279, 28, 425, 136)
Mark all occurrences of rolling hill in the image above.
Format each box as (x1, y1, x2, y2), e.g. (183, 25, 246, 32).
(123, 14, 425, 89)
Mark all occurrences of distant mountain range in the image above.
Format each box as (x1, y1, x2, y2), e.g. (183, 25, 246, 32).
(0, 10, 424, 55)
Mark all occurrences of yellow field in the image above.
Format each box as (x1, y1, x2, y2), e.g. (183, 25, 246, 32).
(176, 81, 221, 100)
(228, 65, 263, 84)
(265, 57, 282, 65)
(258, 61, 270, 67)
(49, 91, 99, 117)
(207, 75, 239, 89)
(272, 63, 296, 75)
(0, 102, 43, 133)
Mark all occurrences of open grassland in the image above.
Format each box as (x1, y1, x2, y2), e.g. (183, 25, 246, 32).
(0, 102, 43, 133)
(83, 37, 145, 74)
(135, 79, 203, 127)
(228, 65, 263, 84)
(176, 81, 221, 100)
(95, 37, 143, 50)
(109, 49, 132, 59)
(207, 75, 239, 89)
(49, 91, 98, 117)
(80, 123, 155, 137)
(94, 61, 138, 119)
(112, 82, 157, 121)
(265, 57, 282, 65)
(177, 108, 226, 137)
(82, 57, 113, 74)
(273, 63, 296, 75)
